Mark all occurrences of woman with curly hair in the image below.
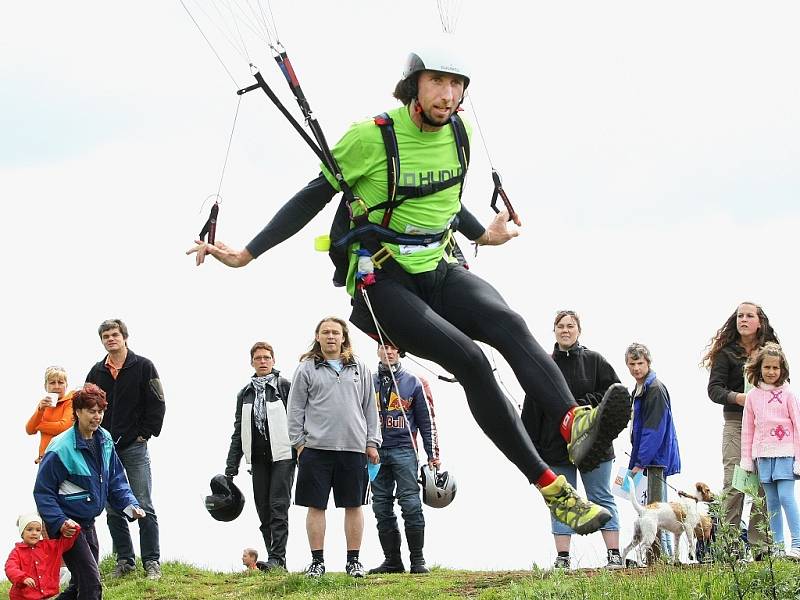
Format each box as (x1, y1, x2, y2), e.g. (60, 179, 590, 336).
(703, 302, 780, 556)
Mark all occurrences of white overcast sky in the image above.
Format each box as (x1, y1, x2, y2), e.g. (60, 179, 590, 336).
(3, 1, 800, 574)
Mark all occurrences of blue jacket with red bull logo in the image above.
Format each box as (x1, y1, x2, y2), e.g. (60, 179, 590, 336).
(374, 361, 438, 460)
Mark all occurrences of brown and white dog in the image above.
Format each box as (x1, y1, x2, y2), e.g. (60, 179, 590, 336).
(621, 481, 712, 565)
(691, 483, 716, 562)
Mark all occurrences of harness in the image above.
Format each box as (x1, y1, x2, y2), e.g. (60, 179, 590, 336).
(328, 112, 470, 288)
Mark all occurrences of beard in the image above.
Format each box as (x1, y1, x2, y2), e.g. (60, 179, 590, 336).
(420, 107, 453, 127)
(414, 98, 455, 128)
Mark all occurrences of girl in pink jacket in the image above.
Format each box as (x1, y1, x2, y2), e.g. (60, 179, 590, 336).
(741, 342, 800, 559)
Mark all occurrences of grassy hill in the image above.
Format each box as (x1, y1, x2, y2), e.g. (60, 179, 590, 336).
(2, 557, 799, 599)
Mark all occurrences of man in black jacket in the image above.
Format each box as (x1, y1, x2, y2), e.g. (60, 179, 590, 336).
(226, 342, 295, 570)
(85, 318, 165, 580)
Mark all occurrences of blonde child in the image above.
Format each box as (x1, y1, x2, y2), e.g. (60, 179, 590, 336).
(4, 513, 80, 600)
(741, 342, 800, 559)
(26, 366, 75, 464)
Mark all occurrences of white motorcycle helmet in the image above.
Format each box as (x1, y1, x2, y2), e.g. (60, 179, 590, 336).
(419, 464, 457, 508)
(402, 48, 470, 89)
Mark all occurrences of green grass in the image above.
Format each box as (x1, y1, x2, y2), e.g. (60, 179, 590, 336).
(2, 558, 799, 599)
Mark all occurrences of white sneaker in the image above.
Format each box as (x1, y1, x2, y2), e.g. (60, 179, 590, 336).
(785, 547, 800, 561)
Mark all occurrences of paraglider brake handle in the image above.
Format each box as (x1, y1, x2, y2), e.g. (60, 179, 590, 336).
(490, 170, 516, 222)
(199, 202, 219, 246)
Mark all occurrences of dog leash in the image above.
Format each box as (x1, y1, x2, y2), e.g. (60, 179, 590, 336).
(622, 450, 693, 499)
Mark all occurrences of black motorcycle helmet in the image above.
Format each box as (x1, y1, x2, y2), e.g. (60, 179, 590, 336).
(205, 474, 245, 522)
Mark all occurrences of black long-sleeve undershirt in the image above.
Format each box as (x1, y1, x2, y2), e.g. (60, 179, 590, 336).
(244, 174, 485, 259)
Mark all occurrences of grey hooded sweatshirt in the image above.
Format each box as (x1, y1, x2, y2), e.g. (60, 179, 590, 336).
(287, 356, 381, 453)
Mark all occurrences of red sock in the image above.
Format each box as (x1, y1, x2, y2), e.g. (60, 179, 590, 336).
(560, 407, 577, 443)
(536, 469, 557, 488)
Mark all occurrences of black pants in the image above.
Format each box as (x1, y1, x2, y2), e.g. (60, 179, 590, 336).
(58, 522, 101, 600)
(252, 458, 295, 562)
(352, 261, 577, 483)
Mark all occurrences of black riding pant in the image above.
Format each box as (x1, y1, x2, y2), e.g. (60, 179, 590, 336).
(351, 260, 577, 483)
(251, 458, 295, 562)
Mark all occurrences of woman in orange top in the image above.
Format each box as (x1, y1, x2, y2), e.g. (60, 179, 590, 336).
(26, 366, 75, 463)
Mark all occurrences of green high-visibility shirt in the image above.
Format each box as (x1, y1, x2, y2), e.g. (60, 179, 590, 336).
(321, 105, 471, 296)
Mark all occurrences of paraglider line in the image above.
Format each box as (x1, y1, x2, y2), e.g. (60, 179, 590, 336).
(361, 286, 421, 466)
(179, 0, 240, 89)
(216, 94, 243, 201)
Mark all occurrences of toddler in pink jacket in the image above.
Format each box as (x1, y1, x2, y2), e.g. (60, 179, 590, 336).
(741, 342, 800, 559)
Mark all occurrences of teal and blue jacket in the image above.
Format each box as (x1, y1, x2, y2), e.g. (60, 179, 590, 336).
(34, 423, 139, 536)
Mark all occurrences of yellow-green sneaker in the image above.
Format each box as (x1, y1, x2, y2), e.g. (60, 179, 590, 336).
(541, 475, 611, 535)
(567, 383, 631, 471)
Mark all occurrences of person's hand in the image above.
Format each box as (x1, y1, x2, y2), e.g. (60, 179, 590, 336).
(296, 445, 304, 457)
(366, 447, 380, 464)
(734, 393, 747, 407)
(38, 397, 51, 411)
(428, 457, 441, 469)
(60, 519, 79, 538)
(630, 466, 643, 475)
(476, 210, 520, 247)
(132, 507, 146, 519)
(186, 240, 253, 268)
(23, 577, 36, 588)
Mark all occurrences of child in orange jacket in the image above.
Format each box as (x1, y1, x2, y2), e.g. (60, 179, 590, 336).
(26, 366, 75, 464)
(4, 513, 80, 600)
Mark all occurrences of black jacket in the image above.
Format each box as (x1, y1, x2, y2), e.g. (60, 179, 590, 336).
(522, 343, 620, 467)
(225, 370, 292, 476)
(86, 349, 165, 450)
(708, 343, 748, 416)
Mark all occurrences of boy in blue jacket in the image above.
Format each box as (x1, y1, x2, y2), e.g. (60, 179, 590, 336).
(625, 343, 681, 556)
(34, 383, 144, 600)
(369, 344, 439, 575)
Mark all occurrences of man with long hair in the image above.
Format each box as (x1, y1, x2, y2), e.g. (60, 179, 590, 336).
(188, 47, 631, 540)
(287, 317, 380, 578)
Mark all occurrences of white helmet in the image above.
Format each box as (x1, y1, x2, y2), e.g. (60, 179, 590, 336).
(402, 49, 470, 89)
(419, 464, 457, 508)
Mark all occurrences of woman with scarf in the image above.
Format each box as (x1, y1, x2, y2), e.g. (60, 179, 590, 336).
(225, 342, 295, 571)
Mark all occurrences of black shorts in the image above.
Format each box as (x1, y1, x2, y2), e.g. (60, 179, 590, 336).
(294, 448, 368, 509)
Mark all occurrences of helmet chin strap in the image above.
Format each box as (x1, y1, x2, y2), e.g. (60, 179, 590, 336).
(413, 98, 449, 129)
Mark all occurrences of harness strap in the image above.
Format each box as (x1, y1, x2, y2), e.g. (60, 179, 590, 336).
(332, 218, 459, 250)
(375, 113, 399, 228)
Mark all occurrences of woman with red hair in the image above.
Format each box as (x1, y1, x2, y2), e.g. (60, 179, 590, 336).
(34, 383, 145, 600)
